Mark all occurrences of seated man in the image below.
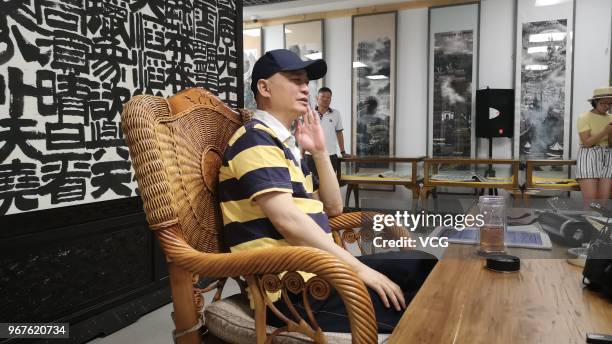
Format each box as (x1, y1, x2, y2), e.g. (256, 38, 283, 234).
(218, 49, 436, 333)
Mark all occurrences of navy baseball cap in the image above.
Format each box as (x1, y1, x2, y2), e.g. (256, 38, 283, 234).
(250, 49, 327, 95)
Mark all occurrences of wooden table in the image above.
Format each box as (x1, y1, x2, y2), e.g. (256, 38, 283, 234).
(388, 244, 612, 343)
(421, 158, 521, 201)
(338, 156, 424, 209)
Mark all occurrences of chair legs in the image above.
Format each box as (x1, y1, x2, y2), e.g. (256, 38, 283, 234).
(410, 185, 420, 210)
(168, 262, 201, 344)
(420, 186, 434, 203)
(245, 275, 267, 344)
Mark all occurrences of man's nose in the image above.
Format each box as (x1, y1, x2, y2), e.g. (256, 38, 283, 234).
(301, 82, 309, 95)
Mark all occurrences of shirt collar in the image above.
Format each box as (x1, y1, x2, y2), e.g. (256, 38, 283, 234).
(315, 106, 333, 115)
(252, 110, 292, 143)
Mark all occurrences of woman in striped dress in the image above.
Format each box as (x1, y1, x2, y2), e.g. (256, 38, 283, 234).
(576, 86, 612, 206)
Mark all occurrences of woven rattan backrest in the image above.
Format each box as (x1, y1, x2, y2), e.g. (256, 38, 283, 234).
(121, 88, 249, 253)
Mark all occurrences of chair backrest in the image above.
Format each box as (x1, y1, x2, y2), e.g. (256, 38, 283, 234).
(121, 88, 250, 253)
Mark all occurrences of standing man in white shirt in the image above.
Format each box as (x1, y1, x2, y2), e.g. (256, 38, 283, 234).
(305, 87, 351, 179)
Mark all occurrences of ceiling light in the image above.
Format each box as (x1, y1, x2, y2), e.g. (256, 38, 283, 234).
(243, 29, 260, 37)
(527, 46, 548, 54)
(529, 32, 566, 43)
(366, 75, 388, 80)
(353, 61, 367, 68)
(525, 64, 549, 71)
(535, 0, 571, 7)
(304, 52, 322, 60)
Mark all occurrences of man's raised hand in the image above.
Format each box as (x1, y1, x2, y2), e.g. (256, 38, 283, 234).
(295, 105, 327, 155)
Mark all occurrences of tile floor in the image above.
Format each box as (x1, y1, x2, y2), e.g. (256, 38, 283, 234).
(87, 279, 242, 344)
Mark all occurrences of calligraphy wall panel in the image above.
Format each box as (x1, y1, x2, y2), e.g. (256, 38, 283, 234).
(0, 0, 241, 216)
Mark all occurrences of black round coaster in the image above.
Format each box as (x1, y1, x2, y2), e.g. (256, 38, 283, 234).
(486, 254, 520, 272)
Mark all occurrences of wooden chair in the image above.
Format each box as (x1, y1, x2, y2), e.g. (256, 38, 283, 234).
(121, 88, 382, 343)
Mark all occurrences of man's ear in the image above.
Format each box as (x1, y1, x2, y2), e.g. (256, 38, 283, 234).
(257, 79, 271, 98)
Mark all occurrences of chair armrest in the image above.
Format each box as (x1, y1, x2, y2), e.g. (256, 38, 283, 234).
(157, 225, 377, 344)
(328, 212, 365, 231)
(328, 212, 366, 248)
(329, 212, 413, 255)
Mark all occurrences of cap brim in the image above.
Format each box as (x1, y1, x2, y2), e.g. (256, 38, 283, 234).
(281, 59, 327, 80)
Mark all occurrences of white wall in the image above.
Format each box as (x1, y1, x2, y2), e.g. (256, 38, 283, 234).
(253, 0, 611, 163)
(478, 0, 515, 158)
(263, 24, 284, 51)
(324, 16, 353, 153)
(396, 8, 429, 157)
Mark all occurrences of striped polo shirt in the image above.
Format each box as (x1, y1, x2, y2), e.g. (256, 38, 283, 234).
(218, 111, 331, 254)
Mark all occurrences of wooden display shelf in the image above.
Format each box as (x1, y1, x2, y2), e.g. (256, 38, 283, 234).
(338, 156, 425, 209)
(421, 158, 520, 200)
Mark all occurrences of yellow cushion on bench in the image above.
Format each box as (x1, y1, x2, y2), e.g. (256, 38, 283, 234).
(532, 176, 579, 188)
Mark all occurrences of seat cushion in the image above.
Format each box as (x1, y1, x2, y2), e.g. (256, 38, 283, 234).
(205, 294, 390, 344)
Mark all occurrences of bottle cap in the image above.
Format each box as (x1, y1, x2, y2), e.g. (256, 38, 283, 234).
(486, 254, 520, 272)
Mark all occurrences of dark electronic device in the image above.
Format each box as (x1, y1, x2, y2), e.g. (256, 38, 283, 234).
(582, 203, 612, 298)
(476, 88, 515, 192)
(475, 88, 515, 138)
(587, 333, 612, 344)
(536, 210, 595, 247)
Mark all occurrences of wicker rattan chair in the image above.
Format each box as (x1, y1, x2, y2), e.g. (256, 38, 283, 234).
(121, 88, 385, 344)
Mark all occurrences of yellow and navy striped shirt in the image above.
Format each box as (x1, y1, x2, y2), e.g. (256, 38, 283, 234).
(218, 118, 331, 253)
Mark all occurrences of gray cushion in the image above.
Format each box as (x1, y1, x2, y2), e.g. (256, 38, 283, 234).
(205, 294, 390, 344)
